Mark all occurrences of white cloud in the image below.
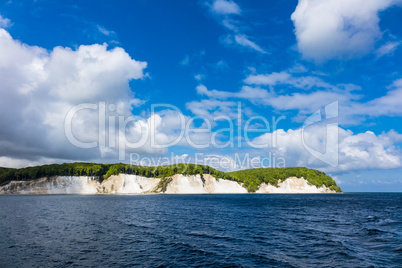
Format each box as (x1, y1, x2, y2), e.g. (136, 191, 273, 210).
(0, 28, 254, 165)
(260, 91, 349, 113)
(194, 83, 361, 127)
(0, 15, 11, 28)
(375, 41, 401, 58)
(191, 79, 402, 173)
(291, 0, 401, 62)
(244, 71, 341, 90)
(155, 124, 402, 173)
(0, 28, 152, 164)
(253, 127, 402, 172)
(46, 44, 146, 103)
(196, 84, 269, 101)
(244, 71, 292, 86)
(199, 73, 359, 115)
(351, 81, 402, 117)
(186, 98, 239, 121)
(245, 73, 402, 120)
(332, 176, 343, 185)
(180, 51, 206, 67)
(198, 72, 402, 123)
(234, 34, 267, 53)
(97, 25, 116, 37)
(243, 72, 357, 115)
(222, 34, 267, 53)
(180, 55, 190, 65)
(196, 84, 234, 99)
(215, 60, 229, 70)
(194, 74, 205, 81)
(390, 78, 402, 88)
(211, 0, 241, 15)
(208, 1, 267, 54)
(0, 156, 63, 169)
(288, 64, 308, 74)
(221, 18, 239, 31)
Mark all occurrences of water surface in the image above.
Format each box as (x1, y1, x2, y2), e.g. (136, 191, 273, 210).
(0, 193, 401, 267)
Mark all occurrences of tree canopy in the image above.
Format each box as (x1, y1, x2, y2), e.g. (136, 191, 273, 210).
(226, 167, 342, 192)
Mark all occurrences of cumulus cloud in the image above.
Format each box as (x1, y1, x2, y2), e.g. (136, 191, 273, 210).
(0, 25, 255, 167)
(192, 78, 402, 173)
(253, 126, 402, 172)
(0, 27, 154, 165)
(154, 124, 402, 173)
(0, 25, 226, 169)
(291, 0, 401, 62)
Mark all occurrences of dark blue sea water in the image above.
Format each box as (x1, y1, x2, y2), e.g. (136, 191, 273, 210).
(0, 193, 401, 267)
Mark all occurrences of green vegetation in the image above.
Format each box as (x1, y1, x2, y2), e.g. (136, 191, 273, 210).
(154, 177, 173, 192)
(0, 163, 341, 192)
(102, 163, 225, 180)
(0, 163, 224, 186)
(226, 167, 342, 192)
(0, 167, 14, 176)
(0, 163, 108, 186)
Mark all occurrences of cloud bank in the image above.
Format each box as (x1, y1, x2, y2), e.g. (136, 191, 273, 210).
(291, 0, 401, 62)
(0, 27, 150, 165)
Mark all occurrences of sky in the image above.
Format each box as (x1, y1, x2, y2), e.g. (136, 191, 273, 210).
(0, 0, 402, 192)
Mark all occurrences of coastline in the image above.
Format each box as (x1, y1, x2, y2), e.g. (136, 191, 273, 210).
(0, 174, 338, 195)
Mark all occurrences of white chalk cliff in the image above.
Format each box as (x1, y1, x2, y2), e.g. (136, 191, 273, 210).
(0, 174, 336, 194)
(256, 177, 335, 193)
(164, 174, 247, 194)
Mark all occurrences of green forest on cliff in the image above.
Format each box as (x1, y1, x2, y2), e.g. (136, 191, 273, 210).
(0, 163, 342, 192)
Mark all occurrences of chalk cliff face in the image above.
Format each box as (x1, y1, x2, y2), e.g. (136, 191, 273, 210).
(0, 174, 336, 194)
(0, 176, 99, 194)
(256, 177, 335, 193)
(164, 174, 247, 194)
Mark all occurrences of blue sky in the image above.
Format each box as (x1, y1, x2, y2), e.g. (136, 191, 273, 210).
(0, 0, 402, 192)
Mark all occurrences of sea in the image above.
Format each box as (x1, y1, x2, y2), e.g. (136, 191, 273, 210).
(0, 193, 401, 267)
